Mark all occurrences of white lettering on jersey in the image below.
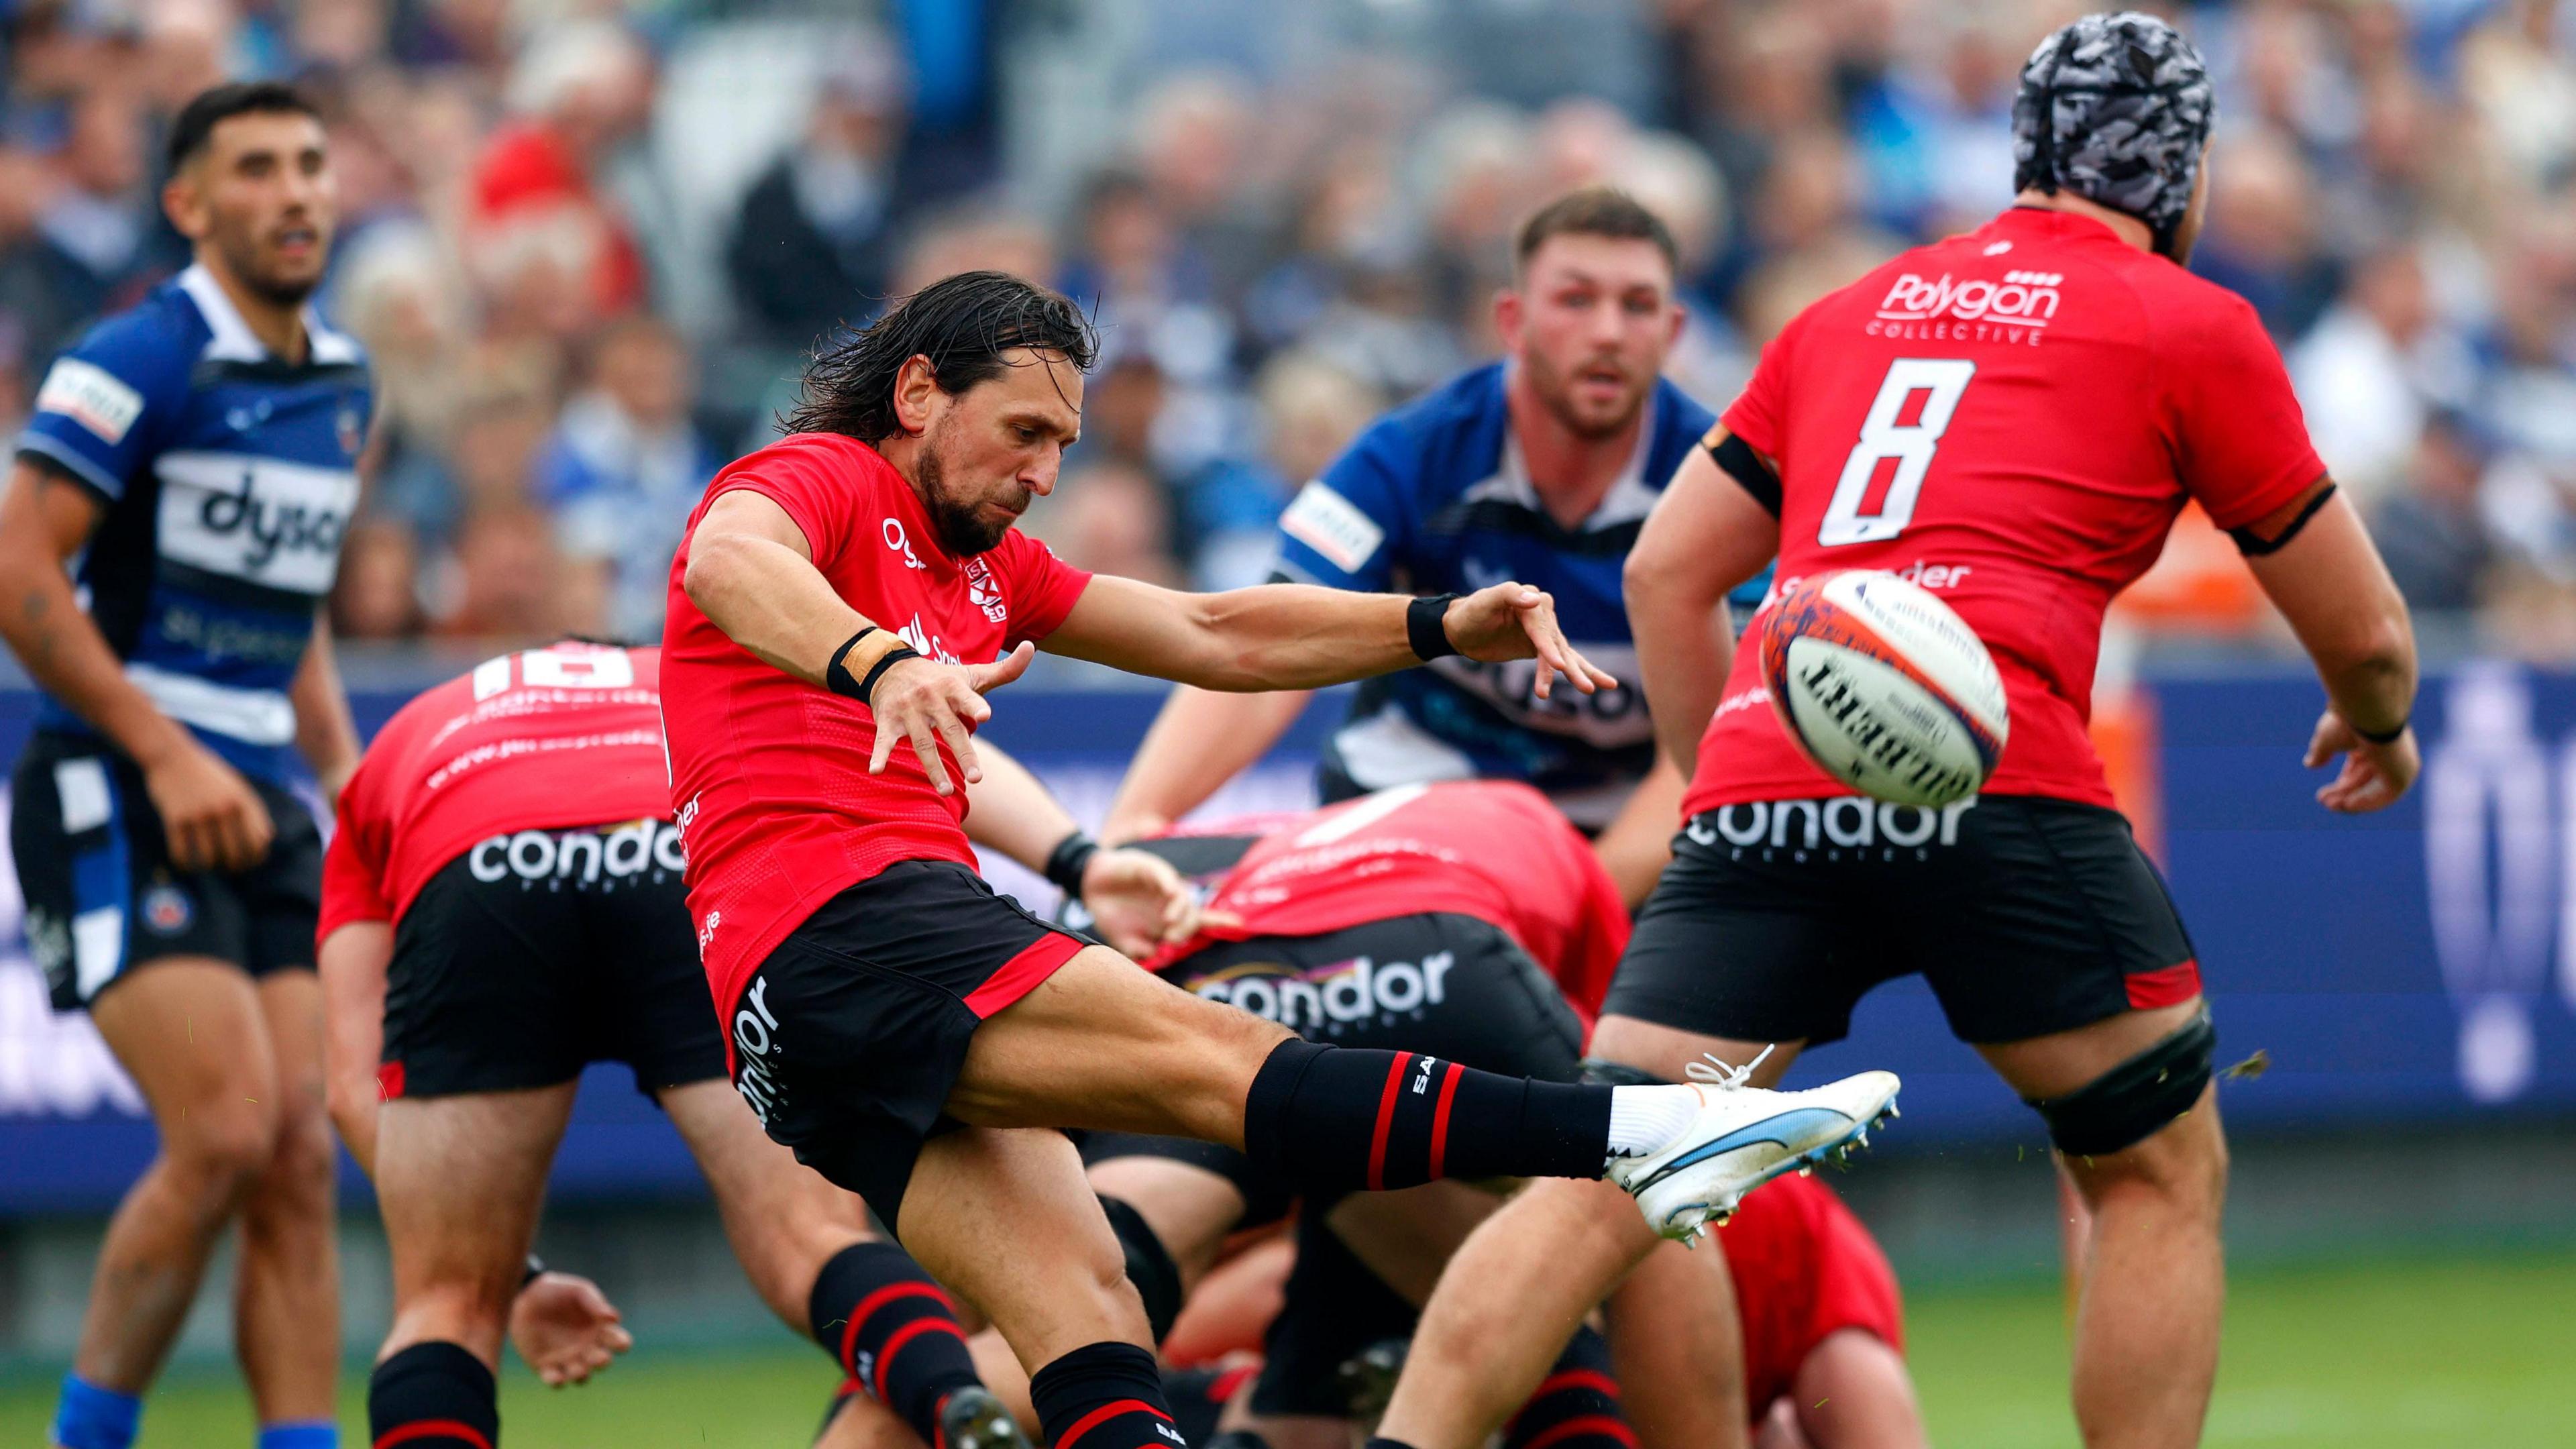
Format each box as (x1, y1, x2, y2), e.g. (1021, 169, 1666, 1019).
(1874, 271, 2063, 329)
(153, 451, 358, 596)
(883, 519, 926, 570)
(35, 358, 146, 444)
(1280, 480, 1385, 574)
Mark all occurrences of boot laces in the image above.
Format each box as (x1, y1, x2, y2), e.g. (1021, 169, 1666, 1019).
(1684, 1044, 1776, 1091)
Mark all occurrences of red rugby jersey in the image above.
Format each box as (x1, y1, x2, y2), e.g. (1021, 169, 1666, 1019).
(659, 432, 1093, 1012)
(1719, 1171, 1905, 1421)
(1690, 206, 2325, 816)
(318, 643, 672, 938)
(1152, 780, 1631, 1017)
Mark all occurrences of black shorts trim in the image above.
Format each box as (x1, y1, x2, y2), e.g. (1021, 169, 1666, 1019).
(382, 822, 716, 1100)
(1605, 794, 2199, 1047)
(10, 731, 321, 1012)
(727, 861, 1091, 1229)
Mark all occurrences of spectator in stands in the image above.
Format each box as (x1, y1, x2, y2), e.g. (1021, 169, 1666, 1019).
(727, 31, 912, 352)
(334, 521, 429, 641)
(4, 87, 165, 361)
(541, 315, 718, 643)
(2293, 243, 2479, 507)
(470, 18, 652, 321)
(2375, 410, 2498, 614)
(434, 504, 564, 641)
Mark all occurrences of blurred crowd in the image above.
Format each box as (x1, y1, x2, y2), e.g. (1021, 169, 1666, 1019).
(5, 0, 2576, 655)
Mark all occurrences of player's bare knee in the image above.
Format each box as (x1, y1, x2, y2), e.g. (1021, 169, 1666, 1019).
(249, 1103, 340, 1220)
(166, 1097, 284, 1208)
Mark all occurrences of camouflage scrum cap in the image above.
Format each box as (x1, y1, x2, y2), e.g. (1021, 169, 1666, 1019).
(2011, 11, 2215, 255)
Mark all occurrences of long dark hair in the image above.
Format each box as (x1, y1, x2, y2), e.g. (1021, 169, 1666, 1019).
(786, 271, 1099, 443)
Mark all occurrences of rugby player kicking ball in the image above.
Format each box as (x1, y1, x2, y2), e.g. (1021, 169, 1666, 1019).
(658, 271, 1902, 1449)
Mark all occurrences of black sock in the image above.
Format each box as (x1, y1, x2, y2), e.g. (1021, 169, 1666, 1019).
(1030, 1342, 1181, 1449)
(808, 1242, 983, 1444)
(1502, 1328, 1632, 1449)
(1364, 1439, 1423, 1449)
(369, 1340, 498, 1449)
(1243, 1039, 1610, 1191)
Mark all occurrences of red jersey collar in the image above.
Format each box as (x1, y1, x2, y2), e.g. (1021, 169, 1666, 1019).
(1989, 204, 2137, 250)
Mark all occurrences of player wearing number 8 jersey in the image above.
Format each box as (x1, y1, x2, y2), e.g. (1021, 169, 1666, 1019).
(1371, 15, 2420, 1449)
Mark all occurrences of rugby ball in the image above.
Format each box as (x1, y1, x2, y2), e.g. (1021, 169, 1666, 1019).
(1759, 571, 2008, 808)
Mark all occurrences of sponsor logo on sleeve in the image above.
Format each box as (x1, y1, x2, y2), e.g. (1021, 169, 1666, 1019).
(1279, 480, 1385, 574)
(34, 358, 146, 444)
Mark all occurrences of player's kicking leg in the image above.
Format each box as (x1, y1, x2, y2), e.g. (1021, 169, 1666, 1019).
(54, 961, 328, 1449)
(657, 1079, 1029, 1449)
(1977, 998, 2224, 1449)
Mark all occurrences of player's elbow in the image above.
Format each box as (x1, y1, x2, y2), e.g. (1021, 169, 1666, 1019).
(2313, 606, 2416, 697)
(680, 531, 747, 614)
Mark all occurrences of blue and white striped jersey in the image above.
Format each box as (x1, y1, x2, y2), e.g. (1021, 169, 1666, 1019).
(16, 264, 371, 783)
(1272, 362, 1770, 828)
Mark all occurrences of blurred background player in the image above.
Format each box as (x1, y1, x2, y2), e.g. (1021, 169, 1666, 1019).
(1103, 185, 1764, 908)
(660, 268, 1897, 1449)
(0, 83, 366, 1449)
(1373, 15, 2421, 1449)
(318, 639, 1216, 1449)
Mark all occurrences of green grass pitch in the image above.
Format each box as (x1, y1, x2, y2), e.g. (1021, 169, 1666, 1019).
(3, 1248, 2569, 1446)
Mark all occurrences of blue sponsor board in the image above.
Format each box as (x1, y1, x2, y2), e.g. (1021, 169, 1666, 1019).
(1, 668, 2572, 1213)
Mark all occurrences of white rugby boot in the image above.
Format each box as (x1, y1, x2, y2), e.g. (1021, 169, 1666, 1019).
(1606, 1053, 1902, 1241)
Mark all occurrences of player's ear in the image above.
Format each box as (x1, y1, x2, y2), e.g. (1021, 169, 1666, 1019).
(1493, 287, 1523, 347)
(1664, 298, 1686, 348)
(892, 354, 940, 436)
(162, 170, 209, 242)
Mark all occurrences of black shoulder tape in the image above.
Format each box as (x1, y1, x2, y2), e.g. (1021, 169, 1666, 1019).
(2229, 482, 2336, 557)
(1711, 433, 1782, 518)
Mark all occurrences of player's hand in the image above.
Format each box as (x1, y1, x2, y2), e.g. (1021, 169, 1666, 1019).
(2304, 710, 2419, 814)
(1441, 584, 1619, 700)
(865, 641, 1034, 797)
(140, 735, 275, 871)
(1079, 845, 1207, 957)
(510, 1271, 633, 1387)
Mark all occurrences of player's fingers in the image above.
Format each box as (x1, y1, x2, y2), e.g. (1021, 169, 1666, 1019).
(969, 641, 1034, 695)
(933, 705, 981, 786)
(869, 712, 898, 775)
(910, 717, 953, 796)
(604, 1324, 635, 1352)
(1197, 909, 1245, 932)
(166, 818, 203, 873)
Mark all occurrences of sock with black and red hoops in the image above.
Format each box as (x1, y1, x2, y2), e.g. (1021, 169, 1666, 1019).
(368, 1340, 497, 1449)
(1030, 1342, 1183, 1449)
(1242, 1039, 1698, 1192)
(1502, 1328, 1634, 1449)
(808, 1242, 983, 1445)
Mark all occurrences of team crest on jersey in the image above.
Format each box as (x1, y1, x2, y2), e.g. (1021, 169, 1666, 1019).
(337, 400, 365, 458)
(141, 881, 195, 935)
(963, 557, 1008, 623)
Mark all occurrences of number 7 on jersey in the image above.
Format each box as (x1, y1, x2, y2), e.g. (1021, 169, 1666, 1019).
(1817, 358, 1976, 547)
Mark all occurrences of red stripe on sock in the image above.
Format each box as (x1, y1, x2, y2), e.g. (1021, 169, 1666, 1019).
(1531, 1368, 1621, 1401)
(1052, 1398, 1174, 1449)
(375, 1422, 492, 1449)
(1426, 1061, 1464, 1178)
(1207, 1361, 1260, 1405)
(838, 1281, 955, 1375)
(873, 1316, 969, 1401)
(1366, 1052, 1415, 1191)
(1521, 1413, 1639, 1449)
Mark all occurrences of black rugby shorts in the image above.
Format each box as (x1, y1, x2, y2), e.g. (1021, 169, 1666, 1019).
(726, 861, 1091, 1228)
(382, 820, 718, 1099)
(1606, 793, 2201, 1047)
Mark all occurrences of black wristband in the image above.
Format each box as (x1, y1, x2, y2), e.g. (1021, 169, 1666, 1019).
(854, 645, 922, 706)
(824, 627, 879, 698)
(519, 1253, 545, 1292)
(1044, 830, 1100, 896)
(1407, 594, 1462, 661)
(2353, 715, 2409, 745)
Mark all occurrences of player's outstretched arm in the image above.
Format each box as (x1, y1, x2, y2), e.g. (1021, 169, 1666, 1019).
(1627, 433, 1781, 776)
(1100, 685, 1312, 843)
(1044, 574, 1617, 696)
(2237, 479, 2420, 813)
(317, 920, 393, 1176)
(684, 488, 1029, 795)
(963, 741, 1203, 957)
(0, 460, 274, 869)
